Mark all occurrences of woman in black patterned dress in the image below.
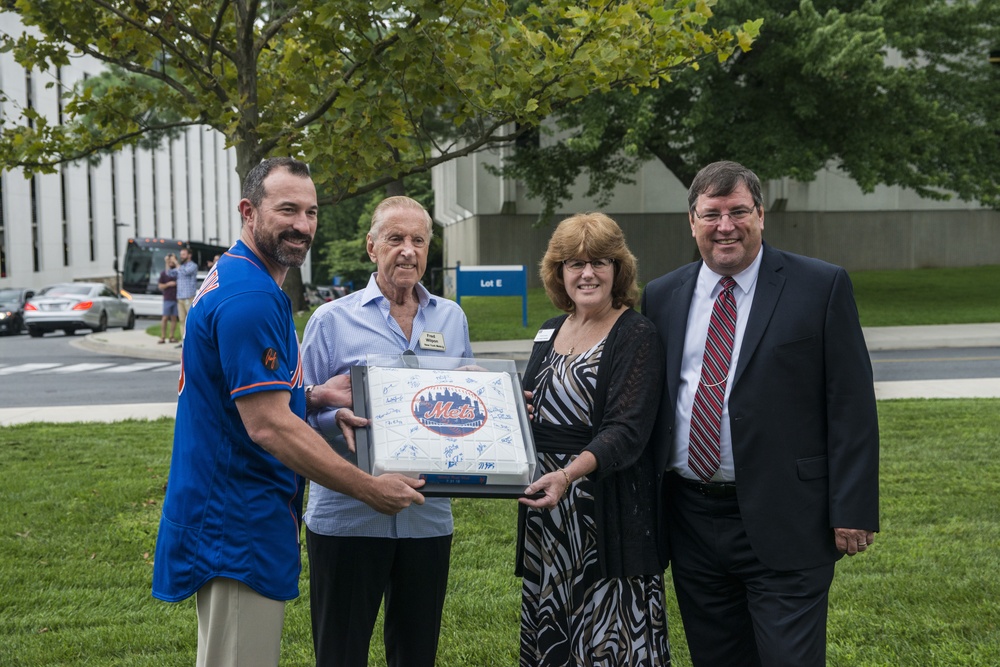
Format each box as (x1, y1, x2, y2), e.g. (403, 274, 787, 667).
(517, 212, 669, 666)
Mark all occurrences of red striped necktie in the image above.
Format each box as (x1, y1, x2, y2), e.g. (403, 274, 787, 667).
(688, 276, 737, 482)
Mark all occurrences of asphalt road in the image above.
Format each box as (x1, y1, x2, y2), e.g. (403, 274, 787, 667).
(2, 330, 1000, 409)
(1, 331, 180, 407)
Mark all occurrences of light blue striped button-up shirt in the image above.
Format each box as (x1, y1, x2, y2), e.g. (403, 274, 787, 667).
(301, 274, 474, 538)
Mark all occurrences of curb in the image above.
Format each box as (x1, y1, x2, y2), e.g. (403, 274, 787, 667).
(73, 330, 182, 362)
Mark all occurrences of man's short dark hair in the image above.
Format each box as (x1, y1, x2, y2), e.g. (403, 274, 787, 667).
(242, 157, 311, 208)
(687, 160, 764, 213)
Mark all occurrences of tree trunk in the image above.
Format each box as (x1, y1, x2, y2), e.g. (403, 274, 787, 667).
(283, 267, 306, 313)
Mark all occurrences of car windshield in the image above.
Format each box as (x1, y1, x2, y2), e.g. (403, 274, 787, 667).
(0, 288, 22, 301)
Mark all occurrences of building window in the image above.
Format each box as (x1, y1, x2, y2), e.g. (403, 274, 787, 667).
(30, 176, 40, 272)
(200, 130, 207, 240)
(61, 167, 70, 266)
(26, 69, 40, 272)
(87, 166, 96, 261)
(132, 145, 139, 237)
(169, 136, 178, 239)
(151, 147, 160, 237)
(0, 178, 7, 278)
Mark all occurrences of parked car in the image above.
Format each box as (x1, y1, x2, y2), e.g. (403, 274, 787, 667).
(24, 282, 136, 337)
(315, 286, 335, 303)
(305, 284, 351, 307)
(0, 287, 35, 335)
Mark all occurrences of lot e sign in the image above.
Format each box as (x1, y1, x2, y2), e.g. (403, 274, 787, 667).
(455, 264, 528, 327)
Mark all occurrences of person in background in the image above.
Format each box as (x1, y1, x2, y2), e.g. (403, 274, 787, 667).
(518, 212, 669, 666)
(152, 158, 425, 667)
(157, 254, 179, 344)
(171, 245, 198, 345)
(642, 160, 879, 666)
(300, 195, 473, 667)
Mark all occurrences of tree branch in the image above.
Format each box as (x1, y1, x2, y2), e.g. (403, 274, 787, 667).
(79, 0, 230, 106)
(255, 3, 301, 56)
(258, 13, 421, 156)
(206, 0, 233, 67)
(318, 121, 531, 205)
(6, 119, 204, 171)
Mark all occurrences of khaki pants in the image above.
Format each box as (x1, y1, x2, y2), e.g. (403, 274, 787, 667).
(177, 298, 193, 338)
(195, 577, 285, 667)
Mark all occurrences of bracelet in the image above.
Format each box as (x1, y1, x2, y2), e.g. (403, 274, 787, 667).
(559, 468, 572, 498)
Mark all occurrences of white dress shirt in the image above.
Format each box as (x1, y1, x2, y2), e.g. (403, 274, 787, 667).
(672, 251, 762, 482)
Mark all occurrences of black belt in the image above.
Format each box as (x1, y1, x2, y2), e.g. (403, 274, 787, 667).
(670, 472, 738, 498)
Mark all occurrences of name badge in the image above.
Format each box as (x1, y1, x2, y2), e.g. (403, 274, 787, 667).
(534, 328, 555, 343)
(419, 331, 447, 351)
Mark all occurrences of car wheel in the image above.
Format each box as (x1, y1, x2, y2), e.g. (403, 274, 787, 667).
(28, 326, 44, 338)
(123, 311, 136, 330)
(94, 311, 108, 333)
(64, 328, 77, 336)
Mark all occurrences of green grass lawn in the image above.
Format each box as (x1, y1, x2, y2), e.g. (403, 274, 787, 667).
(455, 263, 1000, 340)
(851, 264, 1000, 327)
(2, 399, 998, 666)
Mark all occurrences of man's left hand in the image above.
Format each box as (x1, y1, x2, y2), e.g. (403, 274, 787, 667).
(835, 527, 875, 556)
(334, 407, 369, 452)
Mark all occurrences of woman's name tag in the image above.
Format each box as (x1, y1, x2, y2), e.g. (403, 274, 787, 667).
(534, 328, 555, 343)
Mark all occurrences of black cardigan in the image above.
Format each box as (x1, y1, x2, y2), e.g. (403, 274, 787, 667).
(516, 308, 666, 577)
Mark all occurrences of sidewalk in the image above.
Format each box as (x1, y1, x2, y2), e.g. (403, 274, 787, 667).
(3, 322, 999, 427)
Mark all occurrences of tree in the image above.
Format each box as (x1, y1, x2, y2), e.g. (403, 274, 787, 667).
(497, 0, 1000, 219)
(0, 0, 760, 204)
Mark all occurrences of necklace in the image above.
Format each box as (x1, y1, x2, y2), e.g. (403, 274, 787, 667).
(564, 312, 606, 355)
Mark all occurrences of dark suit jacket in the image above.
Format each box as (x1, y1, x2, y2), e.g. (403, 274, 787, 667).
(641, 243, 879, 572)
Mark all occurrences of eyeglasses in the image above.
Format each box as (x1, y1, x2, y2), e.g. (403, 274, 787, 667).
(562, 258, 614, 272)
(693, 207, 756, 224)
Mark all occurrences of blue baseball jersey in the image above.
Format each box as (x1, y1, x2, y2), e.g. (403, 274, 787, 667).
(152, 240, 306, 603)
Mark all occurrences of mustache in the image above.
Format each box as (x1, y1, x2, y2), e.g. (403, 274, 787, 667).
(279, 230, 313, 245)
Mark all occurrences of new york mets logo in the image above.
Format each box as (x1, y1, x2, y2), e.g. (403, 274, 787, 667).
(411, 384, 488, 437)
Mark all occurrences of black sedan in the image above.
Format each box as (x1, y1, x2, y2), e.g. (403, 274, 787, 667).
(0, 287, 35, 335)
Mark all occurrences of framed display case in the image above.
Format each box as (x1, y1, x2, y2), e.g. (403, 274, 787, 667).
(350, 354, 541, 498)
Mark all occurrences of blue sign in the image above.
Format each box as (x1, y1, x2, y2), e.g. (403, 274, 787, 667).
(455, 264, 528, 327)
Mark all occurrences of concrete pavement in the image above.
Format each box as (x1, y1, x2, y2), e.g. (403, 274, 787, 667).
(2, 322, 999, 426)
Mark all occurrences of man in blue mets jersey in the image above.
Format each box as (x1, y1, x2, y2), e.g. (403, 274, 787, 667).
(152, 157, 425, 667)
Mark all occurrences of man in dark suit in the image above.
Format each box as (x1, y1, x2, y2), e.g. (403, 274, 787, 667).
(641, 161, 879, 666)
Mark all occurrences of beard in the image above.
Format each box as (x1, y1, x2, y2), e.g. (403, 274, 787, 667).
(254, 227, 312, 268)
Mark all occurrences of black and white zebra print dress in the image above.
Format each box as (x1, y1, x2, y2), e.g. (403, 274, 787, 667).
(520, 340, 671, 667)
